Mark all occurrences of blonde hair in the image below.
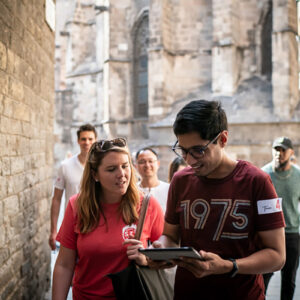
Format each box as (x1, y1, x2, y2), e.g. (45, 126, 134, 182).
(76, 140, 140, 233)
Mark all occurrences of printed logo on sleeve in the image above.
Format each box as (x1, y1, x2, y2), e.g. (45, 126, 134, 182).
(122, 224, 137, 240)
(257, 198, 282, 215)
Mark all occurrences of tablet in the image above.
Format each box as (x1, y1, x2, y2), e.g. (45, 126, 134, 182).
(138, 247, 203, 261)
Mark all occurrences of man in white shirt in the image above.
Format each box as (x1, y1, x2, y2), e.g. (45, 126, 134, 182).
(135, 147, 170, 213)
(48, 124, 97, 250)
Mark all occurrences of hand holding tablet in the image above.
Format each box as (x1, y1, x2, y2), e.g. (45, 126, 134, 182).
(138, 247, 203, 261)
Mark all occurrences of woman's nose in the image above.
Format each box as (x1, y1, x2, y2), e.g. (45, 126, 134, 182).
(117, 167, 125, 177)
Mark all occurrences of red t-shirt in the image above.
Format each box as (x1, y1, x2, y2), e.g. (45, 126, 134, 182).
(165, 160, 285, 300)
(56, 194, 164, 300)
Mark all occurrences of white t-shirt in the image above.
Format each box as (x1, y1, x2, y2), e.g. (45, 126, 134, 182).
(54, 154, 84, 211)
(138, 180, 170, 213)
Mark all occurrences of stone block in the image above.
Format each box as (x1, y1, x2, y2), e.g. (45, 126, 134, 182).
(0, 176, 7, 199)
(0, 1, 13, 28)
(0, 263, 13, 290)
(11, 250, 23, 274)
(21, 260, 31, 277)
(13, 15, 25, 40)
(7, 288, 22, 300)
(6, 175, 14, 196)
(10, 32, 25, 59)
(1, 157, 11, 176)
(0, 18, 11, 48)
(0, 134, 8, 156)
(6, 135, 17, 156)
(0, 40, 7, 71)
(0, 247, 9, 267)
(0, 70, 9, 95)
(0, 94, 3, 113)
(0, 199, 3, 223)
(3, 0, 17, 14)
(1, 280, 16, 300)
(8, 77, 24, 102)
(3, 96, 14, 118)
(11, 119, 23, 135)
(10, 212, 25, 232)
(3, 195, 19, 217)
(10, 156, 25, 174)
(16, 136, 30, 156)
(6, 49, 14, 75)
(11, 173, 26, 194)
(38, 198, 48, 216)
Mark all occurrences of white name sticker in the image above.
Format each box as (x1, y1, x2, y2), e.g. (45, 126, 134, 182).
(257, 198, 282, 215)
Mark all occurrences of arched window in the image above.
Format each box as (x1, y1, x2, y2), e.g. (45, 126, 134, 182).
(133, 14, 149, 118)
(261, 3, 272, 80)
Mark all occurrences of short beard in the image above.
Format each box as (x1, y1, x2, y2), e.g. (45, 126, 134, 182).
(274, 159, 289, 171)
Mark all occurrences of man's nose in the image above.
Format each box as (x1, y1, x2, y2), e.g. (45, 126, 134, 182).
(185, 152, 197, 165)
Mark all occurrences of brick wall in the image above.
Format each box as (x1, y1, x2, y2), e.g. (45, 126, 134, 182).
(0, 1, 54, 299)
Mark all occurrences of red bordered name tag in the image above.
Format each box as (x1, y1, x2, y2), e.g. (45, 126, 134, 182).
(257, 198, 282, 215)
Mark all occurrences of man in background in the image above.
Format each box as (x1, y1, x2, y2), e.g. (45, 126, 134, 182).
(262, 137, 300, 300)
(135, 147, 169, 213)
(48, 124, 97, 250)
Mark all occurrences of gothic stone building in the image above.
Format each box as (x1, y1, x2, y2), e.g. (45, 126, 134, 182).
(55, 0, 300, 180)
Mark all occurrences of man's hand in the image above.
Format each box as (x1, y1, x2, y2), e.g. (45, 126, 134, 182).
(176, 250, 233, 278)
(146, 240, 176, 270)
(49, 232, 57, 250)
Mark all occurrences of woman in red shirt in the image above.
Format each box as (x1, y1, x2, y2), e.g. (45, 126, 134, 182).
(52, 138, 164, 299)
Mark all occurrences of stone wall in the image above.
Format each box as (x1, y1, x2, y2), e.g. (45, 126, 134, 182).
(0, 1, 55, 299)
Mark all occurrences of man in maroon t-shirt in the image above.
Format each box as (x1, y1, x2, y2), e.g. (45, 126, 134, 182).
(149, 100, 286, 300)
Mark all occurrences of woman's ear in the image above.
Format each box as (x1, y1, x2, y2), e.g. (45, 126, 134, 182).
(91, 170, 99, 182)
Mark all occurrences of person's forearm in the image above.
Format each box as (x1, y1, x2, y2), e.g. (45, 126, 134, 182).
(52, 265, 73, 300)
(50, 197, 62, 233)
(236, 247, 285, 275)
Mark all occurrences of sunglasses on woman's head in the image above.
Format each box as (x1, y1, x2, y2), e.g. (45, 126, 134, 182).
(92, 138, 127, 152)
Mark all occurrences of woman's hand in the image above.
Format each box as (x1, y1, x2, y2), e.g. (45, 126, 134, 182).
(123, 238, 148, 266)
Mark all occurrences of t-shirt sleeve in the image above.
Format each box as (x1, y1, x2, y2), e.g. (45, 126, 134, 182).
(54, 163, 65, 191)
(254, 173, 285, 231)
(56, 196, 78, 250)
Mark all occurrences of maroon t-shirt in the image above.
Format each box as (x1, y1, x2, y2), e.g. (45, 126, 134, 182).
(165, 160, 285, 300)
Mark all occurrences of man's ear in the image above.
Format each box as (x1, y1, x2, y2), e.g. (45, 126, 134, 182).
(290, 149, 295, 157)
(157, 160, 161, 168)
(220, 131, 228, 147)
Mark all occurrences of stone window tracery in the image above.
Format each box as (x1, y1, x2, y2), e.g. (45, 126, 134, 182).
(133, 15, 149, 118)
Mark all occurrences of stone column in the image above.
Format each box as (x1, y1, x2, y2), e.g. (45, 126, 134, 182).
(272, 0, 299, 119)
(212, 0, 240, 96)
